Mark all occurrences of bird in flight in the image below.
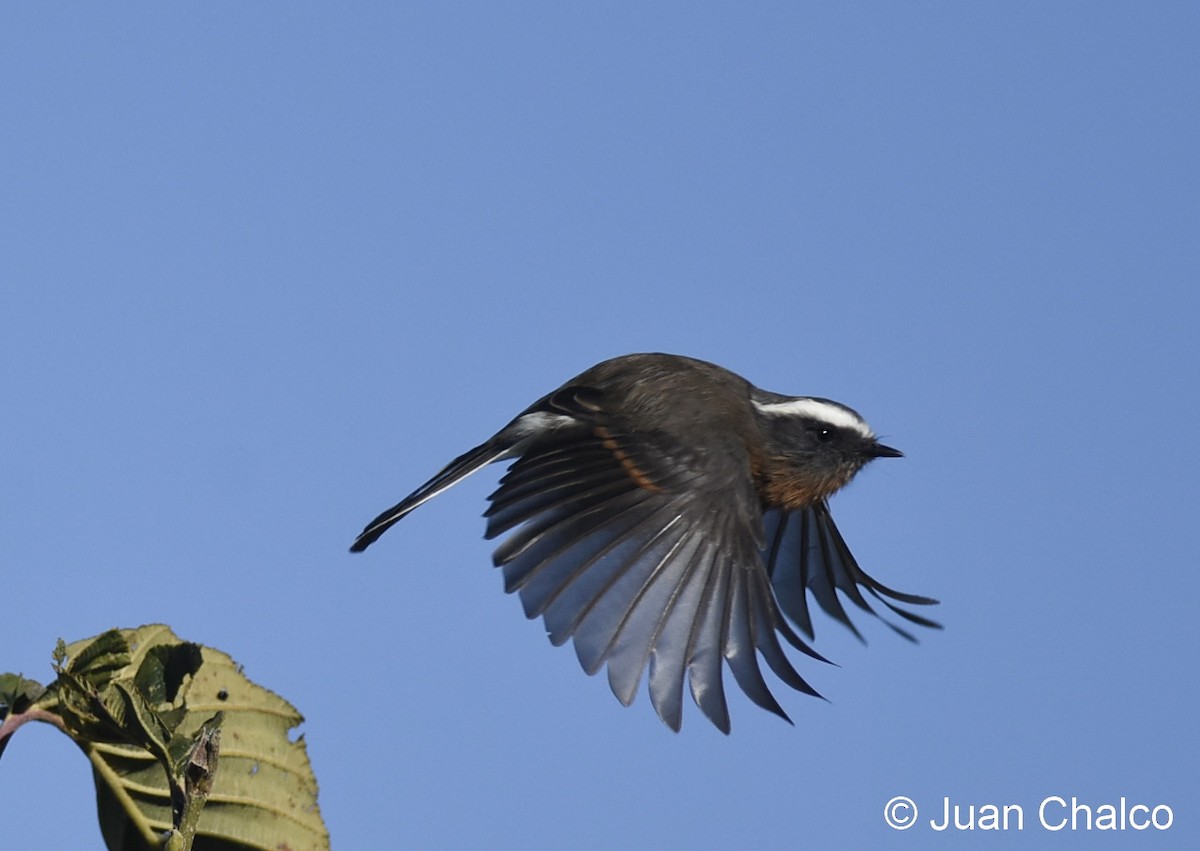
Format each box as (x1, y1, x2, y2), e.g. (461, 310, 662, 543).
(351, 353, 939, 732)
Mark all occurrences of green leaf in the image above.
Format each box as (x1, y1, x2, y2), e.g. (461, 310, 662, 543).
(0, 673, 47, 761)
(6, 625, 329, 850)
(63, 628, 134, 682)
(0, 673, 45, 720)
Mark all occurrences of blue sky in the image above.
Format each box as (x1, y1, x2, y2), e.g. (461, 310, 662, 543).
(3, 3, 1197, 848)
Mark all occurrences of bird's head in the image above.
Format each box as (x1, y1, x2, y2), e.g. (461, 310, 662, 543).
(750, 393, 901, 509)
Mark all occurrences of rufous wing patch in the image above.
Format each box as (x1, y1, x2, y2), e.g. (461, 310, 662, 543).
(594, 426, 666, 493)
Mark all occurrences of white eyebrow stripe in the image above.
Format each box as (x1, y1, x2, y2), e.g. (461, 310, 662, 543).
(752, 397, 875, 439)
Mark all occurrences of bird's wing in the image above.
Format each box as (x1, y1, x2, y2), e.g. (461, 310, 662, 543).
(762, 502, 942, 643)
(484, 418, 820, 734)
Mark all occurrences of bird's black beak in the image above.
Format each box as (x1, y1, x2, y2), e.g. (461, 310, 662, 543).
(868, 442, 903, 459)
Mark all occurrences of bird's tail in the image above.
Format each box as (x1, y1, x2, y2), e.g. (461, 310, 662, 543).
(349, 440, 515, 552)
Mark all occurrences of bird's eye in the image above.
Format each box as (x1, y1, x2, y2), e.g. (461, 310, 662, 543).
(815, 427, 834, 442)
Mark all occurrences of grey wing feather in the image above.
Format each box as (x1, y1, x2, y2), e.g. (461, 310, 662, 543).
(763, 502, 941, 643)
(487, 430, 824, 732)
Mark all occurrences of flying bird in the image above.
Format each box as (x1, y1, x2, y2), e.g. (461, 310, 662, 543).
(351, 353, 939, 732)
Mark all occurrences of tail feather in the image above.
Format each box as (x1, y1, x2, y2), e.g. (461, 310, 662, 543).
(349, 440, 514, 552)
